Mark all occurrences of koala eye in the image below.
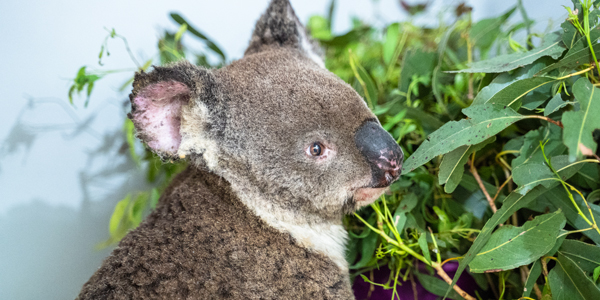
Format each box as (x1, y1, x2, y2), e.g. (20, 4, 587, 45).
(309, 142, 323, 156)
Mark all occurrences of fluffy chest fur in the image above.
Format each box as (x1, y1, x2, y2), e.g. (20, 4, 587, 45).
(224, 172, 350, 271)
(76, 168, 355, 300)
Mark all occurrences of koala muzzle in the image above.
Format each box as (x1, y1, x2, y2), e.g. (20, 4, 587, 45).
(355, 121, 404, 188)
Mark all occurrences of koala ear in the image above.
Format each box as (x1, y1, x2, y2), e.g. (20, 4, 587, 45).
(245, 0, 325, 68)
(128, 61, 210, 159)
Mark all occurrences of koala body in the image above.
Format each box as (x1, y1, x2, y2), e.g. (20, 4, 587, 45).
(77, 1, 403, 299)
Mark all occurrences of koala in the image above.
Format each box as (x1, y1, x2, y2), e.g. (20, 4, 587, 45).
(77, 0, 403, 299)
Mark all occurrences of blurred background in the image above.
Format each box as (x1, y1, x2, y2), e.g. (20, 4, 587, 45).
(0, 0, 570, 299)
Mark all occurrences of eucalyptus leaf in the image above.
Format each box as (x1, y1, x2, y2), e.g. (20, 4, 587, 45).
(471, 76, 555, 109)
(383, 23, 400, 65)
(350, 230, 378, 269)
(403, 104, 527, 173)
(542, 186, 600, 244)
(544, 93, 574, 116)
(109, 196, 129, 236)
(512, 125, 565, 167)
(470, 7, 516, 51)
(452, 31, 565, 73)
(558, 239, 600, 273)
(548, 254, 600, 300)
(446, 186, 547, 297)
(170, 13, 226, 61)
(469, 210, 566, 273)
(418, 232, 432, 265)
(563, 78, 600, 161)
(513, 155, 586, 195)
(536, 42, 600, 75)
(439, 137, 496, 193)
(399, 49, 436, 97)
(415, 270, 462, 299)
(523, 260, 542, 298)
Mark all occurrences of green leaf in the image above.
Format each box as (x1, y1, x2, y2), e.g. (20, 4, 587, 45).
(447, 187, 546, 297)
(544, 93, 574, 116)
(561, 19, 580, 49)
(349, 51, 377, 109)
(399, 49, 436, 97)
(470, 7, 516, 51)
(548, 254, 600, 300)
(536, 42, 600, 75)
(571, 163, 600, 189)
(150, 188, 160, 209)
(170, 13, 226, 61)
(594, 266, 600, 282)
(558, 239, 600, 273)
(439, 137, 496, 193)
(512, 125, 565, 167)
(307, 16, 332, 40)
(472, 76, 555, 109)
(415, 270, 461, 299)
(542, 186, 600, 244)
(393, 193, 418, 233)
(174, 23, 187, 42)
(512, 162, 556, 194)
(402, 104, 527, 173)
(124, 118, 141, 166)
(383, 23, 399, 65)
(402, 105, 445, 134)
(563, 78, 600, 161)
(326, 0, 335, 31)
(319, 26, 370, 47)
(349, 229, 378, 269)
(523, 260, 542, 297)
(394, 193, 418, 215)
(469, 210, 566, 273)
(513, 155, 586, 195)
(418, 232, 432, 265)
(453, 31, 565, 73)
(109, 195, 130, 236)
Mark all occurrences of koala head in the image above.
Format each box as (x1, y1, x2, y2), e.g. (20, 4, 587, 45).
(128, 0, 403, 222)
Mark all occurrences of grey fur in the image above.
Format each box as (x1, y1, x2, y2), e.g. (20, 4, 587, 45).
(78, 0, 401, 299)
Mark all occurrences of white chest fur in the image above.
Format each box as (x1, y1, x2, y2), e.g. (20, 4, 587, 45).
(221, 172, 349, 271)
(253, 209, 349, 271)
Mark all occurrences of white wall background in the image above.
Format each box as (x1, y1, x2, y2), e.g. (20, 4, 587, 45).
(0, 0, 569, 299)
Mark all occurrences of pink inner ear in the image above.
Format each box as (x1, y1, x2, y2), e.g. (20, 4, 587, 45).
(131, 81, 190, 155)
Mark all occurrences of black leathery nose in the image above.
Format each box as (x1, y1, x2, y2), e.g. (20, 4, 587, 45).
(354, 120, 404, 188)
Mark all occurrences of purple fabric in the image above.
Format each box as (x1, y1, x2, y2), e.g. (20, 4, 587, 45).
(352, 262, 478, 300)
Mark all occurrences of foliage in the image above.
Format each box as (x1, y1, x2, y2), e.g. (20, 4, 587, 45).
(70, 1, 600, 299)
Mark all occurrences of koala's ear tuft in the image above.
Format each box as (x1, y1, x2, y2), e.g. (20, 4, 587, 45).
(245, 0, 324, 68)
(128, 61, 209, 159)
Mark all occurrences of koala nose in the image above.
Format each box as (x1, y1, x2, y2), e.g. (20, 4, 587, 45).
(355, 121, 404, 188)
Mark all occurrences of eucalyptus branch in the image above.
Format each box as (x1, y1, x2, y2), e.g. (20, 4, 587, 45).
(432, 263, 476, 300)
(469, 153, 498, 213)
(540, 141, 600, 235)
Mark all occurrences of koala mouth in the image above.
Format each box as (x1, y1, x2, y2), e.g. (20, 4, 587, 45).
(353, 186, 388, 205)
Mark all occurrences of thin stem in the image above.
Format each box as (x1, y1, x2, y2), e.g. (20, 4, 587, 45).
(440, 256, 463, 267)
(428, 227, 442, 264)
(555, 65, 595, 80)
(583, 1, 600, 75)
(525, 115, 564, 128)
(540, 142, 597, 232)
(558, 227, 595, 237)
(433, 263, 476, 300)
(470, 153, 498, 213)
(493, 175, 512, 203)
(353, 213, 430, 265)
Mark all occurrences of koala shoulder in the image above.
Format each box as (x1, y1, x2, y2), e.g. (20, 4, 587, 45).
(76, 167, 353, 300)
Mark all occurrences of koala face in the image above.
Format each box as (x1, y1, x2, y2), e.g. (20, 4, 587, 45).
(129, 0, 403, 222)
